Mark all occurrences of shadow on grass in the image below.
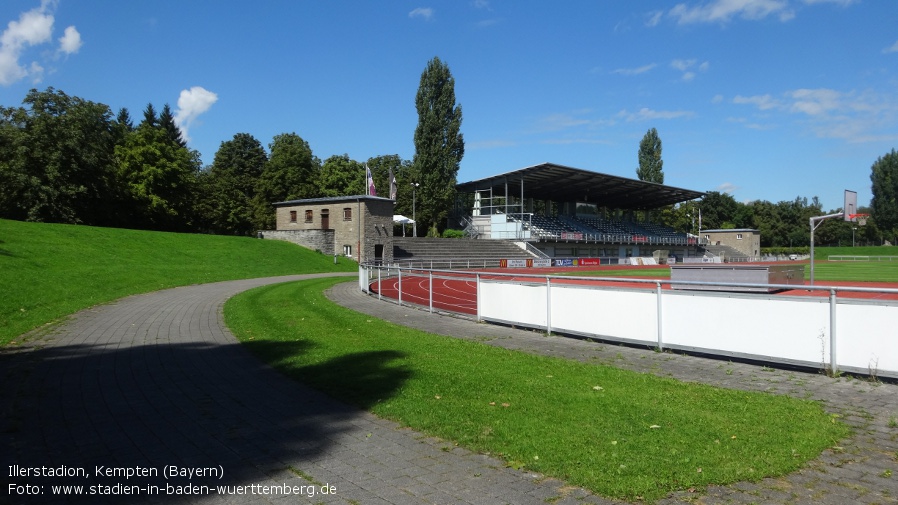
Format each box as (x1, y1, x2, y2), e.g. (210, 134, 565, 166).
(1, 337, 410, 504)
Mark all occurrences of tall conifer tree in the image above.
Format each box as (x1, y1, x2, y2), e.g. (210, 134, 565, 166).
(412, 56, 464, 236)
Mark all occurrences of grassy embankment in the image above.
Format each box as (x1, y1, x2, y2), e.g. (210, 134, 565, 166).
(0, 218, 356, 345)
(227, 278, 850, 502)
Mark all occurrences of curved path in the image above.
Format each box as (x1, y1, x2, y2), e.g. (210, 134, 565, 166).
(1, 274, 600, 505)
(2, 274, 897, 504)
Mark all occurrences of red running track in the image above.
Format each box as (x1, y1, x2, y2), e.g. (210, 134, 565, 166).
(368, 266, 898, 316)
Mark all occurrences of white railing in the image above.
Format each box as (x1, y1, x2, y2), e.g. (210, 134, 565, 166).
(828, 255, 898, 262)
(359, 265, 898, 379)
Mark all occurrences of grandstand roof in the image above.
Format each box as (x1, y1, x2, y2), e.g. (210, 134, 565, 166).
(456, 163, 704, 210)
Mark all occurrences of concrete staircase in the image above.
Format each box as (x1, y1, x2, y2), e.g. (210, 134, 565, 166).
(393, 237, 535, 267)
(700, 244, 751, 262)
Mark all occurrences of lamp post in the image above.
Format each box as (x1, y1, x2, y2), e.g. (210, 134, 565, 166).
(411, 183, 419, 237)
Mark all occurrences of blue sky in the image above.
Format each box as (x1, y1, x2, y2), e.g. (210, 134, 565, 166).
(1, 0, 896, 211)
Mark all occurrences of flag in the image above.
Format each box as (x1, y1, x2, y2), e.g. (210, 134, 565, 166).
(389, 168, 397, 201)
(366, 164, 376, 196)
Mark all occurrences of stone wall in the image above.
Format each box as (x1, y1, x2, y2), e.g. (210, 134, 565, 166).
(260, 229, 335, 255)
(272, 196, 394, 264)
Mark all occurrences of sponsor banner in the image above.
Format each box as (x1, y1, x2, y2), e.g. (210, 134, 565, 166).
(553, 258, 574, 267)
(634, 235, 647, 243)
(499, 259, 507, 268)
(507, 259, 528, 268)
(578, 257, 601, 266)
(560, 232, 583, 240)
(532, 259, 552, 268)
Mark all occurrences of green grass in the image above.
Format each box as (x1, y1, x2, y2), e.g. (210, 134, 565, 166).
(0, 219, 356, 345)
(226, 277, 850, 502)
(813, 245, 898, 260)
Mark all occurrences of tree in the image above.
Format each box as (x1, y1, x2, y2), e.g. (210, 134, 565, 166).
(205, 133, 268, 234)
(699, 191, 738, 231)
(114, 121, 200, 230)
(637, 127, 663, 184)
(870, 149, 898, 235)
(318, 154, 364, 197)
(0, 88, 118, 225)
(141, 103, 157, 128)
(253, 133, 320, 229)
(158, 104, 187, 148)
(412, 56, 464, 236)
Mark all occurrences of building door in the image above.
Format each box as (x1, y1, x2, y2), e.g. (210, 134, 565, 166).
(321, 209, 329, 229)
(374, 244, 384, 263)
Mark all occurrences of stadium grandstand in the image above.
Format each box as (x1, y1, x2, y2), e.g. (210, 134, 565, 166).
(448, 162, 714, 264)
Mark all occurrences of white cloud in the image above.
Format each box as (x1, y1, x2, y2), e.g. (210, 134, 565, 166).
(733, 93, 780, 110)
(716, 182, 739, 194)
(883, 40, 898, 54)
(58, 25, 81, 54)
(611, 63, 656, 76)
(617, 107, 695, 121)
(409, 7, 434, 20)
(671, 59, 709, 81)
(174, 86, 218, 143)
(732, 87, 898, 143)
(645, 10, 664, 27)
(669, 0, 794, 24)
(788, 88, 841, 116)
(802, 0, 856, 5)
(0, 1, 55, 85)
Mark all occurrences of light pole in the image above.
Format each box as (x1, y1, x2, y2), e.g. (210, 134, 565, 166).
(852, 226, 857, 247)
(411, 183, 419, 237)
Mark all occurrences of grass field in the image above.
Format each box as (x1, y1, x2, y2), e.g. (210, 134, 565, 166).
(562, 255, 898, 283)
(0, 219, 356, 345)
(226, 278, 850, 502)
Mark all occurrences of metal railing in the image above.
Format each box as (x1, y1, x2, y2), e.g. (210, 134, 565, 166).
(828, 255, 898, 262)
(359, 264, 898, 378)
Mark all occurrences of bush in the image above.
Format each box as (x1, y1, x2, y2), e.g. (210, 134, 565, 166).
(442, 229, 466, 238)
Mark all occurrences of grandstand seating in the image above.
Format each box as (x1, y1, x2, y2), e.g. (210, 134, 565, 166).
(508, 214, 691, 245)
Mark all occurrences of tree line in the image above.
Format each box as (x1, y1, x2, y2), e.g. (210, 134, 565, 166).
(0, 79, 456, 236)
(636, 128, 894, 249)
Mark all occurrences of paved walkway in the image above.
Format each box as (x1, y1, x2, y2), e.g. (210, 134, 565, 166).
(2, 275, 896, 504)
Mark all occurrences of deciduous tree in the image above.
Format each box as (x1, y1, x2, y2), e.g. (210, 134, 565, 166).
(253, 133, 320, 229)
(871, 149, 898, 235)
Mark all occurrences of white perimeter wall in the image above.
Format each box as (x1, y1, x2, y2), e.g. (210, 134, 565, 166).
(480, 280, 898, 377)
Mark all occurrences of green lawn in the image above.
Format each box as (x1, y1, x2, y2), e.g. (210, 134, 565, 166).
(226, 277, 849, 502)
(0, 219, 356, 345)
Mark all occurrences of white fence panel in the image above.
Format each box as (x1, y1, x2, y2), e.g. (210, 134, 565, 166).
(836, 302, 898, 374)
(480, 281, 547, 327)
(663, 292, 830, 365)
(550, 285, 657, 343)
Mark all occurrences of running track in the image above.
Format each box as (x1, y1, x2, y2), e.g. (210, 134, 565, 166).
(369, 265, 898, 315)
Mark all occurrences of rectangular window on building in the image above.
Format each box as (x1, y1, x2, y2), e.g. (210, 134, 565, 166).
(343, 207, 352, 221)
(289, 210, 297, 223)
(343, 245, 352, 256)
(304, 210, 313, 223)
(736, 233, 743, 240)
